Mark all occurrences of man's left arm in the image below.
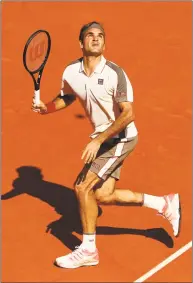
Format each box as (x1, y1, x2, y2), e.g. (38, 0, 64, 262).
(95, 101, 134, 144)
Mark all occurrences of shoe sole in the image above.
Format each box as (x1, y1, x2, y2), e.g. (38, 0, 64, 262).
(55, 260, 99, 269)
(175, 193, 181, 238)
(82, 260, 99, 267)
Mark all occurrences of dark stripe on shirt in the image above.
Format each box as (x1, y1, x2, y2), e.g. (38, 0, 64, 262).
(106, 61, 128, 103)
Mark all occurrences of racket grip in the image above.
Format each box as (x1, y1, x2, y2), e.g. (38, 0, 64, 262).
(34, 90, 40, 105)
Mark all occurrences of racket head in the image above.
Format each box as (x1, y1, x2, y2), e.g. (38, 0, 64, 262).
(23, 30, 51, 74)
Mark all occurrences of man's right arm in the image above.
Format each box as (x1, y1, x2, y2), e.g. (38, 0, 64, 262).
(53, 93, 76, 108)
(32, 79, 76, 114)
(42, 92, 76, 114)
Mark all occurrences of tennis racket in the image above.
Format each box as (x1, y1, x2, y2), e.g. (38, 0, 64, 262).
(23, 30, 51, 105)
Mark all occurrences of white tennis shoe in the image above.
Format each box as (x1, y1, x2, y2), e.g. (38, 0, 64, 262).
(158, 193, 181, 237)
(55, 245, 99, 269)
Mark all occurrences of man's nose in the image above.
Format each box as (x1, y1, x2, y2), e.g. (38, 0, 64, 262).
(93, 35, 99, 41)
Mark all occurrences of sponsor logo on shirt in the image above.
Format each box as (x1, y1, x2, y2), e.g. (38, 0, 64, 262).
(98, 79, 104, 85)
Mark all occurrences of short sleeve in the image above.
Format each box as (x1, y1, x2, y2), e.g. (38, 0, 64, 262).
(114, 68, 133, 103)
(60, 67, 74, 96)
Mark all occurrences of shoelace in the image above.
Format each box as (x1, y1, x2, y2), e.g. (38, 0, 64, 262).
(70, 246, 86, 261)
(157, 211, 173, 221)
(157, 197, 176, 222)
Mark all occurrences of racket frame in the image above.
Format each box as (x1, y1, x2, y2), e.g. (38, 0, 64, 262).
(23, 29, 51, 91)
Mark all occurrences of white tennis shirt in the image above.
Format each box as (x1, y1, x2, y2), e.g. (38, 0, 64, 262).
(61, 56, 138, 140)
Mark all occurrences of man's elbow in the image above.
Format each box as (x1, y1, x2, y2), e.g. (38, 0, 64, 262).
(125, 109, 135, 123)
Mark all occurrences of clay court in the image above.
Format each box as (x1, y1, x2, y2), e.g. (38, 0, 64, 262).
(2, 1, 192, 282)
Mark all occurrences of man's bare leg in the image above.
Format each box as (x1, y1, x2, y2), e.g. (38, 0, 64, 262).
(95, 177, 167, 212)
(94, 177, 181, 238)
(55, 170, 101, 268)
(95, 177, 144, 205)
(74, 170, 100, 234)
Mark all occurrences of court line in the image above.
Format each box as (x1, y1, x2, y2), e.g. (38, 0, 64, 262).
(133, 241, 192, 282)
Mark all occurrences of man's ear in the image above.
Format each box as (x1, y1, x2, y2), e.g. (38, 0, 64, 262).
(79, 40, 83, 49)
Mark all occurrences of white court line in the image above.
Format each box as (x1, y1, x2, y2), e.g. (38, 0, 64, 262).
(134, 241, 192, 282)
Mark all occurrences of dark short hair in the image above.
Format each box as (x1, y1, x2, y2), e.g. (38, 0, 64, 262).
(79, 21, 105, 42)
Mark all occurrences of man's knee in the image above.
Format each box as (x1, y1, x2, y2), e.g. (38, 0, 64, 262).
(74, 183, 91, 196)
(74, 171, 99, 197)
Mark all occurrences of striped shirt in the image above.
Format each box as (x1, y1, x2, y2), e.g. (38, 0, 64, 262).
(61, 56, 138, 140)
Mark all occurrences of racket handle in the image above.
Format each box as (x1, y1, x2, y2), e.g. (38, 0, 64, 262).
(34, 89, 40, 105)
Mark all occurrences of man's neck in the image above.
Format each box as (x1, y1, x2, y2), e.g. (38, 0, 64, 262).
(83, 55, 102, 77)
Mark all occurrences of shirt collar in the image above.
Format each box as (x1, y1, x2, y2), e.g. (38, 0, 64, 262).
(79, 56, 106, 74)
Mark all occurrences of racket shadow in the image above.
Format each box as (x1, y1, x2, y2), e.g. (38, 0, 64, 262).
(1, 166, 174, 250)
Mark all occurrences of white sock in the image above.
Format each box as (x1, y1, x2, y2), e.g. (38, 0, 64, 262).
(81, 233, 96, 252)
(143, 194, 166, 212)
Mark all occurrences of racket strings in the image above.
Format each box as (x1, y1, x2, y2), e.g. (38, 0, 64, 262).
(24, 31, 50, 73)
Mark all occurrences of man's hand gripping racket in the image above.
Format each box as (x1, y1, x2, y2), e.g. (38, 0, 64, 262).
(23, 30, 51, 113)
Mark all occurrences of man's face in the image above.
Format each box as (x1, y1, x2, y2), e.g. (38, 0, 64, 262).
(80, 28, 105, 56)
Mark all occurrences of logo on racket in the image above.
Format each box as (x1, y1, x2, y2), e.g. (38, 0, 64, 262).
(29, 41, 46, 61)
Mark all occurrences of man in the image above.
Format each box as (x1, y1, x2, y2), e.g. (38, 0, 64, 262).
(32, 21, 181, 269)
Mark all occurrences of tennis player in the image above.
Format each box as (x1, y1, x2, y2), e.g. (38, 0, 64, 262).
(32, 21, 181, 269)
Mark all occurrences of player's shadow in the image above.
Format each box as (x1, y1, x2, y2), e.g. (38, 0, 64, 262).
(1, 166, 174, 250)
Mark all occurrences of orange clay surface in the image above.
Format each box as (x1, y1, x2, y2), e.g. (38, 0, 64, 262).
(2, 2, 192, 282)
